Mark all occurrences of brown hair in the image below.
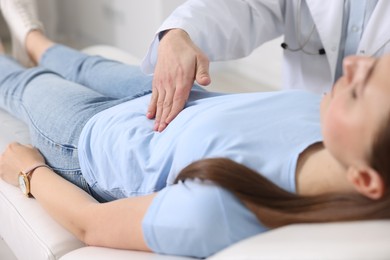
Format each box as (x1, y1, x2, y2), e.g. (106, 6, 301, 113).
(175, 116, 390, 228)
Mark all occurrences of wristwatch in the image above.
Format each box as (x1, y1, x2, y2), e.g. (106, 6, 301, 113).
(18, 171, 32, 197)
(18, 164, 52, 197)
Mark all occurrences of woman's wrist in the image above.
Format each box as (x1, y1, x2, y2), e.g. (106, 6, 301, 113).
(19, 164, 52, 197)
(22, 163, 52, 177)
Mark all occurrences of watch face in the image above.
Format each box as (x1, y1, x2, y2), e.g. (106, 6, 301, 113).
(18, 174, 27, 195)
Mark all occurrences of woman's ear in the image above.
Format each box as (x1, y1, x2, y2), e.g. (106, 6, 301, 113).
(347, 166, 384, 200)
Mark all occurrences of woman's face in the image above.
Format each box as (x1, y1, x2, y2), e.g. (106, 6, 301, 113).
(321, 55, 390, 169)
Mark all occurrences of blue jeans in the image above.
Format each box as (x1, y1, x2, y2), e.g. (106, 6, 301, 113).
(0, 45, 153, 201)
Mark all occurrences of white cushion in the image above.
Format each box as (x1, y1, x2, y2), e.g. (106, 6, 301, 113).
(60, 247, 190, 260)
(209, 221, 390, 260)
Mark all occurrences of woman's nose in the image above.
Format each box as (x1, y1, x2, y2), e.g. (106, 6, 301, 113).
(342, 55, 375, 85)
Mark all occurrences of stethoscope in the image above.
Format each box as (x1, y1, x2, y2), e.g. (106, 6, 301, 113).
(281, 0, 326, 55)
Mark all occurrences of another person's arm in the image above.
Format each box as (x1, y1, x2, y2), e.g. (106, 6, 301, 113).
(147, 29, 211, 132)
(0, 142, 154, 251)
(145, 0, 286, 132)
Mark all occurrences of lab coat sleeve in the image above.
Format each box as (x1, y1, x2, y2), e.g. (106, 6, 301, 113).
(141, 0, 286, 74)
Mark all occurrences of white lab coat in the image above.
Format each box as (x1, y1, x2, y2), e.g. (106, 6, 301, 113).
(142, 0, 390, 93)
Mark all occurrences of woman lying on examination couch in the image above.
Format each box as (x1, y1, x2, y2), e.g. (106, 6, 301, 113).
(0, 0, 390, 258)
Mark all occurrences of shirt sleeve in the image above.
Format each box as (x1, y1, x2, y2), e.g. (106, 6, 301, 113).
(142, 179, 267, 258)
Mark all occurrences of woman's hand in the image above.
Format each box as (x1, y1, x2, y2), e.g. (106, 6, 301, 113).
(0, 142, 45, 186)
(147, 29, 211, 132)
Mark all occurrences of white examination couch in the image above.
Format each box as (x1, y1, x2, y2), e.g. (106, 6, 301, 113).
(1, 46, 390, 260)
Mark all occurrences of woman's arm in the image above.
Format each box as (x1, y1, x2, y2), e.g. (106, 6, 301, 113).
(0, 142, 154, 251)
(31, 166, 155, 250)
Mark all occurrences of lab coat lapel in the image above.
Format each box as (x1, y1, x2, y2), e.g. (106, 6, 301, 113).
(359, 0, 390, 56)
(306, 0, 344, 80)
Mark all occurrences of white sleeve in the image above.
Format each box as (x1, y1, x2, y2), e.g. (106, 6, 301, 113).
(141, 0, 286, 74)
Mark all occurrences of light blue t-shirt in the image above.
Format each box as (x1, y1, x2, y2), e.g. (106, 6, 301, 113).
(78, 89, 323, 257)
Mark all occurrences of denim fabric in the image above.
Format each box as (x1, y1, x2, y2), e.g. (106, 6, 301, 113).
(0, 45, 153, 198)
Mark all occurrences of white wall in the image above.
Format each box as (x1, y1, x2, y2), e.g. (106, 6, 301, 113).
(224, 38, 283, 90)
(36, 0, 58, 39)
(48, 0, 186, 59)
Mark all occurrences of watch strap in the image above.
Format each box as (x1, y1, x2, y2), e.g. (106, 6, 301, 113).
(20, 164, 52, 197)
(21, 164, 52, 177)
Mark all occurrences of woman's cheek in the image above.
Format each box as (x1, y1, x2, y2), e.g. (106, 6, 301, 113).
(320, 93, 330, 122)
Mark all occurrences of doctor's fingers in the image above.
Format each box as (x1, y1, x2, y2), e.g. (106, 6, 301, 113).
(195, 53, 211, 86)
(156, 87, 174, 132)
(147, 71, 169, 121)
(156, 80, 192, 132)
(147, 87, 158, 119)
(155, 57, 209, 132)
(163, 66, 196, 130)
(152, 87, 166, 131)
(164, 84, 191, 127)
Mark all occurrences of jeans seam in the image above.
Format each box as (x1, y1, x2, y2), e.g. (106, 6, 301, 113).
(22, 102, 78, 150)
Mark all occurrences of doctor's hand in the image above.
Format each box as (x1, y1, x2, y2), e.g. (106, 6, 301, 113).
(147, 29, 211, 132)
(0, 142, 45, 187)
